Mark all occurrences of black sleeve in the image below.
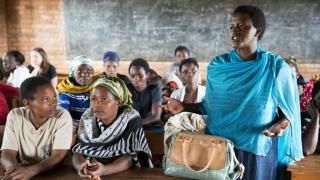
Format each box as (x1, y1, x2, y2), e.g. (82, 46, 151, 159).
(151, 85, 162, 104)
(118, 74, 131, 86)
(297, 75, 306, 86)
(47, 65, 57, 80)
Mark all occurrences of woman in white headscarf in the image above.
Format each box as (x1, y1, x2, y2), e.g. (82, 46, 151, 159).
(57, 55, 98, 133)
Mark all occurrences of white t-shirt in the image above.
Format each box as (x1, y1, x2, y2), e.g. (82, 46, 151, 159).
(7, 66, 30, 88)
(1, 107, 73, 164)
(170, 85, 206, 103)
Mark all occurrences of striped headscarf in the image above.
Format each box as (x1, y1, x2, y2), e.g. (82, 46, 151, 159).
(93, 75, 132, 109)
(69, 55, 94, 78)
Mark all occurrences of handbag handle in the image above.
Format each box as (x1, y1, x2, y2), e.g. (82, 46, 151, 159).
(182, 139, 216, 173)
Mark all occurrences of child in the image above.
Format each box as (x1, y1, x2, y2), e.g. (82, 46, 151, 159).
(1, 76, 73, 179)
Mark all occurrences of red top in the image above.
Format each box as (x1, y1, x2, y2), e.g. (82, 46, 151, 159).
(0, 83, 19, 124)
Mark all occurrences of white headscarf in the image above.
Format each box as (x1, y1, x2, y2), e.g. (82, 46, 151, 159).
(69, 55, 94, 77)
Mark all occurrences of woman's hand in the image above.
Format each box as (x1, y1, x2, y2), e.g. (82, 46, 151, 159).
(263, 119, 290, 137)
(2, 165, 36, 180)
(161, 96, 184, 115)
(78, 159, 98, 179)
(84, 161, 104, 180)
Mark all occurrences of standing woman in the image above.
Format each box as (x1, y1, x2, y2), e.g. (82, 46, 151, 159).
(163, 5, 302, 180)
(28, 48, 58, 90)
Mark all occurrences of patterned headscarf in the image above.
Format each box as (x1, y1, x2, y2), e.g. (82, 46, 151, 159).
(69, 55, 94, 77)
(93, 75, 132, 109)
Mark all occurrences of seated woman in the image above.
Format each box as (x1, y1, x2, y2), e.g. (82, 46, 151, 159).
(302, 80, 320, 155)
(127, 58, 162, 126)
(102, 51, 130, 85)
(58, 55, 97, 133)
(28, 47, 58, 91)
(72, 77, 152, 179)
(170, 58, 205, 103)
(2, 50, 30, 88)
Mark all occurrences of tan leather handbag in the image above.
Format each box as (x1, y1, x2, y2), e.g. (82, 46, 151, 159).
(164, 132, 244, 180)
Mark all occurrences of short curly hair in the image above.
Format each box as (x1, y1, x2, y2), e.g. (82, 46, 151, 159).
(174, 46, 190, 56)
(5, 50, 25, 65)
(233, 5, 266, 41)
(179, 58, 199, 73)
(20, 76, 51, 100)
(129, 58, 150, 74)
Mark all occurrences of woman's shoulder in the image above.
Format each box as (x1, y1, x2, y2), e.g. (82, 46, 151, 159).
(8, 107, 28, 118)
(80, 108, 94, 121)
(117, 73, 129, 79)
(148, 83, 161, 91)
(209, 52, 232, 65)
(123, 108, 140, 119)
(15, 66, 30, 74)
(170, 87, 184, 97)
(44, 64, 57, 78)
(266, 52, 290, 74)
(122, 108, 142, 125)
(47, 64, 56, 73)
(117, 73, 130, 84)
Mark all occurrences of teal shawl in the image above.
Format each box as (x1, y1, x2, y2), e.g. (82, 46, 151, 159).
(202, 47, 303, 166)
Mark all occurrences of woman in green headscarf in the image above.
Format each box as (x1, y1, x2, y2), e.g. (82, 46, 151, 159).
(72, 76, 152, 180)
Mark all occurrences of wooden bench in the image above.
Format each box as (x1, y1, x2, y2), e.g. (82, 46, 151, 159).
(287, 154, 320, 180)
(144, 130, 164, 155)
(57, 73, 68, 84)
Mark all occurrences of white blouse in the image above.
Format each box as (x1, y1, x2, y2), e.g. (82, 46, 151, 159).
(7, 66, 30, 88)
(170, 85, 206, 103)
